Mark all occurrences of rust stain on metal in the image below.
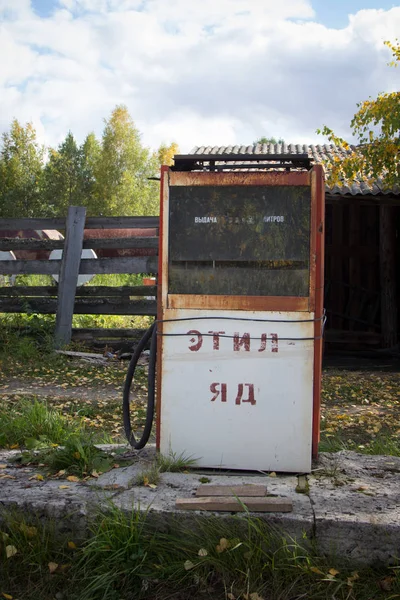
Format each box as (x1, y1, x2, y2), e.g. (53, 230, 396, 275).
(167, 294, 309, 312)
(169, 171, 310, 187)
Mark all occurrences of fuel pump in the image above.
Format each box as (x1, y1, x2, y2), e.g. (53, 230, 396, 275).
(123, 154, 325, 473)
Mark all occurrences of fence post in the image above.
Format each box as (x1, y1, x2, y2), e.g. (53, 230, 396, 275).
(55, 206, 86, 348)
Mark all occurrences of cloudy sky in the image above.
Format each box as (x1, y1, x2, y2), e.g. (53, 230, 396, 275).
(0, 0, 399, 152)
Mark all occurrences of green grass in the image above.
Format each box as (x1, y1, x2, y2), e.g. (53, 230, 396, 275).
(135, 462, 161, 486)
(135, 452, 198, 487)
(319, 431, 400, 457)
(0, 398, 81, 448)
(1, 506, 399, 600)
(157, 450, 198, 473)
(37, 434, 115, 477)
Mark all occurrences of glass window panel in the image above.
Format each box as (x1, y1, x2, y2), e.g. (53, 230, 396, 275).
(168, 185, 311, 297)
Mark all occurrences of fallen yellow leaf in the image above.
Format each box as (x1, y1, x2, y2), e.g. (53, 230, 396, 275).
(0, 464, 7, 469)
(2, 592, 13, 599)
(66, 476, 80, 482)
(67, 541, 77, 550)
(269, 472, 277, 478)
(59, 485, 70, 490)
(20, 524, 37, 538)
(310, 567, 324, 575)
(48, 562, 58, 574)
(9, 444, 19, 450)
(329, 568, 340, 577)
(216, 538, 230, 553)
(29, 474, 44, 481)
(5, 546, 17, 559)
(91, 470, 99, 478)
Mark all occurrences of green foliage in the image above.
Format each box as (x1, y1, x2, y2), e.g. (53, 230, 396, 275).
(135, 451, 198, 486)
(0, 512, 74, 600)
(318, 40, 400, 190)
(157, 450, 198, 472)
(0, 105, 171, 218)
(158, 141, 179, 166)
(135, 462, 161, 486)
(0, 398, 78, 448)
(93, 104, 160, 216)
(254, 136, 285, 145)
(0, 119, 44, 217)
(41, 434, 114, 476)
(41, 132, 84, 214)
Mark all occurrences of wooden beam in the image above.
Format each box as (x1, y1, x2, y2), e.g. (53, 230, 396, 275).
(379, 205, 398, 348)
(0, 217, 66, 230)
(0, 298, 156, 316)
(55, 206, 86, 348)
(0, 236, 159, 252)
(0, 285, 156, 297)
(176, 496, 293, 512)
(196, 485, 267, 497)
(0, 239, 64, 251)
(0, 256, 158, 275)
(0, 215, 160, 230)
(0, 260, 61, 275)
(78, 257, 158, 274)
(82, 237, 159, 250)
(84, 216, 159, 229)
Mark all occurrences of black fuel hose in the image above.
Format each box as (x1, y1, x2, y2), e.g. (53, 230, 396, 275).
(123, 322, 157, 449)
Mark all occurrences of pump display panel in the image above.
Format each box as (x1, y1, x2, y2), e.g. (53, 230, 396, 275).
(168, 185, 311, 297)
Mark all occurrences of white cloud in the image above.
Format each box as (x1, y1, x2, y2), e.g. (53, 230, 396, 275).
(0, 0, 399, 152)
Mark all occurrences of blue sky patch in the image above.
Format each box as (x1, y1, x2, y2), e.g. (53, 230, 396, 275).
(312, 0, 397, 28)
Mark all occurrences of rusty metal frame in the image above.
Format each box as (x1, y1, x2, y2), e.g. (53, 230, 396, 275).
(311, 165, 325, 459)
(157, 166, 325, 460)
(167, 170, 314, 312)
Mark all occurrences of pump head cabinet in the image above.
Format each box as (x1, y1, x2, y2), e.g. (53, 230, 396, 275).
(156, 164, 325, 473)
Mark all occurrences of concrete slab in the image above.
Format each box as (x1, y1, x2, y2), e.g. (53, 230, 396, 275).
(308, 452, 400, 566)
(1, 447, 400, 566)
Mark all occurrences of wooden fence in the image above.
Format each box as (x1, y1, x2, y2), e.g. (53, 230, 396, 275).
(0, 206, 158, 348)
(1, 203, 398, 352)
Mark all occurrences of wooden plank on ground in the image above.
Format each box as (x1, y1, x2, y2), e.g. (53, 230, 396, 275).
(176, 496, 292, 513)
(196, 484, 267, 497)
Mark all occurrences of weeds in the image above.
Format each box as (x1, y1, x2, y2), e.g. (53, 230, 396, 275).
(0, 398, 79, 448)
(157, 450, 198, 473)
(135, 462, 161, 486)
(2, 506, 398, 600)
(319, 431, 400, 457)
(40, 435, 115, 476)
(135, 451, 198, 487)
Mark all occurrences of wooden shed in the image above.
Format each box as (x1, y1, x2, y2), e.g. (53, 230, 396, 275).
(186, 144, 400, 351)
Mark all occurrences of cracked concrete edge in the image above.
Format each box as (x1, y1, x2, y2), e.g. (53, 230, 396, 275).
(1, 450, 400, 566)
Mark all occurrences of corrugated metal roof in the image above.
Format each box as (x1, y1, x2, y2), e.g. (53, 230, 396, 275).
(188, 144, 398, 197)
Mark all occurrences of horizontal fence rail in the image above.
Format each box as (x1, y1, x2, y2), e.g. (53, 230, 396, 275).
(0, 216, 160, 230)
(0, 207, 159, 347)
(0, 257, 158, 275)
